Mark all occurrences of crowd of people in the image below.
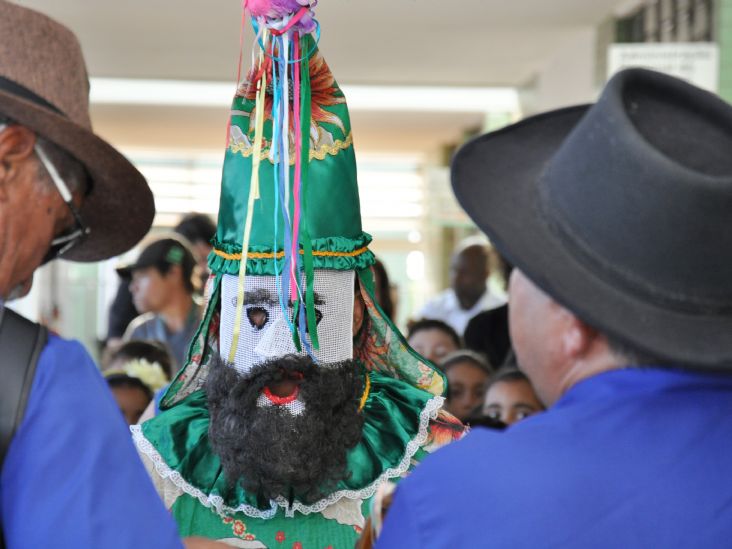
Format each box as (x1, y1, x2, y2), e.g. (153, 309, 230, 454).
(2, 1, 732, 548)
(102, 224, 544, 431)
(401, 243, 542, 426)
(99, 215, 216, 424)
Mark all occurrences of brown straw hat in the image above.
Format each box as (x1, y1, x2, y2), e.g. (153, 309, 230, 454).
(0, 1, 154, 261)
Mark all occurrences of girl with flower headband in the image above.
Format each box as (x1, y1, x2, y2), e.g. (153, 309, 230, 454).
(105, 341, 172, 425)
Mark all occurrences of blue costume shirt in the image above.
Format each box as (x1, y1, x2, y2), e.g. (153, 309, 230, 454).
(0, 335, 182, 549)
(377, 368, 732, 548)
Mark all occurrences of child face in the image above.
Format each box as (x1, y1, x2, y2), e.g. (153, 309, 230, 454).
(111, 386, 151, 425)
(483, 379, 543, 425)
(129, 267, 171, 314)
(409, 328, 459, 365)
(445, 362, 490, 421)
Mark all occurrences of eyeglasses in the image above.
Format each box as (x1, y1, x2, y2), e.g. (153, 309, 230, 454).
(35, 144, 90, 265)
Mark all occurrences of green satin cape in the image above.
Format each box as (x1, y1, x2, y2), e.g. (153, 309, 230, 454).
(138, 368, 443, 518)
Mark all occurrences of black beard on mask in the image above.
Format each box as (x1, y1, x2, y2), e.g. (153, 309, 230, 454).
(206, 353, 365, 505)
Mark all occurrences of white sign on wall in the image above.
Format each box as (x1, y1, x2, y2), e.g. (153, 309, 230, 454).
(607, 43, 719, 92)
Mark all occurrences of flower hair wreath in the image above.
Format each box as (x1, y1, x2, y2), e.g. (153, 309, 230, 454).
(105, 359, 169, 392)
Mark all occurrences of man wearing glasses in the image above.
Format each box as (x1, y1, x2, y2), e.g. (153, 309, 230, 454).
(0, 3, 225, 549)
(0, 131, 90, 301)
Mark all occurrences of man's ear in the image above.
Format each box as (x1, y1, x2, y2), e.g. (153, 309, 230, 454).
(0, 125, 37, 202)
(559, 309, 598, 360)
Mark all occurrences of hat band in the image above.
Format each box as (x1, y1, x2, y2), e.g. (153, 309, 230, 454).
(537, 180, 732, 316)
(0, 76, 64, 116)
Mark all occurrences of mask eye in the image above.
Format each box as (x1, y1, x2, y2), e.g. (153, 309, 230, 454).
(290, 305, 323, 334)
(306, 309, 323, 334)
(247, 306, 269, 330)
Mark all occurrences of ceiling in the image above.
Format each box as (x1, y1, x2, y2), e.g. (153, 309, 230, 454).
(19, 0, 631, 85)
(17, 0, 636, 154)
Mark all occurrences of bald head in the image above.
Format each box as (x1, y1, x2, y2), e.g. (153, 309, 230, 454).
(450, 244, 490, 310)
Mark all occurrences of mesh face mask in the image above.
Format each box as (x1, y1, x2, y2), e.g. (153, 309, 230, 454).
(220, 271, 355, 374)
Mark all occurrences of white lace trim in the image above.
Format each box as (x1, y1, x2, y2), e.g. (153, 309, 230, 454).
(131, 394, 444, 519)
(131, 425, 278, 519)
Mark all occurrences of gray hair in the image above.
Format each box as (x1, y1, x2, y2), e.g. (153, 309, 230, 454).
(34, 135, 87, 194)
(606, 335, 667, 367)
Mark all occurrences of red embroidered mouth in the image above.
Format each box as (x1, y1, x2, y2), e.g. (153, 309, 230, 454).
(262, 371, 304, 405)
(262, 384, 300, 405)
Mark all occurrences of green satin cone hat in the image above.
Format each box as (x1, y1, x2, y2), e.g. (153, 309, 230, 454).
(133, 7, 463, 545)
(161, 32, 446, 407)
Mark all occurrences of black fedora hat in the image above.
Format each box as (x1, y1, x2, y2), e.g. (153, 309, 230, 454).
(452, 68, 732, 368)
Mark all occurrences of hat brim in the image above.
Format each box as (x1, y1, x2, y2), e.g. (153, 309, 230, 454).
(115, 258, 159, 279)
(0, 90, 154, 262)
(115, 264, 136, 279)
(451, 106, 732, 368)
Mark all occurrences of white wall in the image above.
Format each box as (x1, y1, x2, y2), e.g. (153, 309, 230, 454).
(520, 27, 604, 115)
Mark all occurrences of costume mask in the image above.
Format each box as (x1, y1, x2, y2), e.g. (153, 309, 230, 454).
(220, 270, 355, 375)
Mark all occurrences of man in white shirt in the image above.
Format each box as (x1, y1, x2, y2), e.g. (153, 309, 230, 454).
(418, 243, 506, 335)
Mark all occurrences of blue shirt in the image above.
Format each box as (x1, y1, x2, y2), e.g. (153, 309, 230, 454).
(0, 335, 182, 549)
(377, 368, 732, 548)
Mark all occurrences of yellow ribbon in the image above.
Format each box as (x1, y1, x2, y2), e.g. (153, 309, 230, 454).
(228, 29, 268, 364)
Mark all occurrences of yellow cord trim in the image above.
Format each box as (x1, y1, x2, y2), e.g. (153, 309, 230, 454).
(214, 246, 369, 261)
(229, 132, 353, 164)
(359, 374, 371, 412)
